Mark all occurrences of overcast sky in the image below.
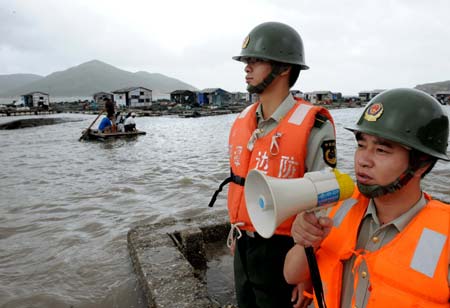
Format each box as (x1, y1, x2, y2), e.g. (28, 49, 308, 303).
(1, 0, 450, 95)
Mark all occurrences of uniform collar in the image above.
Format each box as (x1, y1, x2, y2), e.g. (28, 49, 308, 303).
(256, 94, 296, 124)
(365, 193, 427, 231)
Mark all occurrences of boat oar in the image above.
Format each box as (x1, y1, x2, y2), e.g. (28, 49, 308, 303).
(79, 111, 104, 141)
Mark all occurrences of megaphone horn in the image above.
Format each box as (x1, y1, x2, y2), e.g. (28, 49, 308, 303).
(244, 168, 354, 238)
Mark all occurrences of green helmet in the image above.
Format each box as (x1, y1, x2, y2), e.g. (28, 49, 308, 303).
(232, 22, 309, 70)
(346, 88, 449, 161)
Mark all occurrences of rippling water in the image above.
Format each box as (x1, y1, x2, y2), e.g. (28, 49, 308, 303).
(1, 107, 449, 308)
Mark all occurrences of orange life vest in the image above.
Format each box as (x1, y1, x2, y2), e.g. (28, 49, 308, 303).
(315, 191, 450, 307)
(227, 98, 334, 235)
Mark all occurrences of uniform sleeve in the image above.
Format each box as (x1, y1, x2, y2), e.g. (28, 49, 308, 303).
(305, 120, 336, 172)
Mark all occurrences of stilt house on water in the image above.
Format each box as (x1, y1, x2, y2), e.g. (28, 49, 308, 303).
(358, 89, 384, 103)
(304, 91, 342, 104)
(170, 90, 197, 107)
(93, 92, 114, 110)
(20, 92, 50, 109)
(435, 91, 450, 105)
(197, 88, 231, 107)
(230, 91, 249, 104)
(112, 87, 152, 108)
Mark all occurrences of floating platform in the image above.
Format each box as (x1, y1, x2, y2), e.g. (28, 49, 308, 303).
(127, 211, 237, 308)
(82, 129, 146, 141)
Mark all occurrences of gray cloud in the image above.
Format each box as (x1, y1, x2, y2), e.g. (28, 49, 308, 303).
(1, 0, 450, 95)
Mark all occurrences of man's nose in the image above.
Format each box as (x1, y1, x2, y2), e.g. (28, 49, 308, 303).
(357, 151, 372, 168)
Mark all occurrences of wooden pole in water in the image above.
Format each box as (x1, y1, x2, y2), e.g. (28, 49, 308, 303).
(79, 111, 104, 141)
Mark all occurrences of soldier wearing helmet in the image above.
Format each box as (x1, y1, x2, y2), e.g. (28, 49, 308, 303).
(285, 88, 450, 308)
(209, 22, 338, 308)
(232, 21, 309, 94)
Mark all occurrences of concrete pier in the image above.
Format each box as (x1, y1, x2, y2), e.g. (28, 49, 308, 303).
(127, 211, 237, 308)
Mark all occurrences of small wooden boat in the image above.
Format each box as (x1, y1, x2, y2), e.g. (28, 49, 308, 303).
(81, 129, 146, 141)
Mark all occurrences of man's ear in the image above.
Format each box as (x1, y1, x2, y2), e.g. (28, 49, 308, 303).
(279, 65, 292, 76)
(414, 162, 432, 178)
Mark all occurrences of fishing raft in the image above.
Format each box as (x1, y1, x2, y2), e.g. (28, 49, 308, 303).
(81, 129, 146, 141)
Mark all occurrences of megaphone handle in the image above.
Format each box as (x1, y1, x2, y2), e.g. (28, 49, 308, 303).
(304, 203, 333, 308)
(305, 246, 327, 308)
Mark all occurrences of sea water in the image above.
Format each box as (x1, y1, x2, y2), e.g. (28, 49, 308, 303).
(0, 107, 449, 307)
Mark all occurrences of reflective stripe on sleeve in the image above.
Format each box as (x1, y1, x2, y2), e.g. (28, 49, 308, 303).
(333, 198, 358, 228)
(288, 104, 313, 125)
(410, 228, 447, 278)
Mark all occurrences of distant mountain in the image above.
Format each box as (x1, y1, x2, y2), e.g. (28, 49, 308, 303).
(415, 80, 450, 94)
(0, 60, 197, 97)
(0, 74, 44, 96)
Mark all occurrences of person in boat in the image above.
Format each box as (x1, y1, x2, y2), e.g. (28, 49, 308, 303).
(103, 97, 117, 131)
(104, 97, 115, 118)
(97, 114, 113, 133)
(209, 22, 337, 308)
(115, 111, 125, 132)
(284, 88, 450, 308)
(124, 112, 137, 132)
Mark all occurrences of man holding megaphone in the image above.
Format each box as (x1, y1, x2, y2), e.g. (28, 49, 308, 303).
(209, 22, 337, 308)
(284, 88, 450, 308)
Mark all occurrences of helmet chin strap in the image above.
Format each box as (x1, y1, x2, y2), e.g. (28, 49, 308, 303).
(357, 167, 416, 199)
(247, 63, 288, 94)
(357, 148, 436, 199)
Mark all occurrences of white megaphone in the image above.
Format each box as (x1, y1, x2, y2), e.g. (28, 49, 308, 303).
(245, 168, 355, 238)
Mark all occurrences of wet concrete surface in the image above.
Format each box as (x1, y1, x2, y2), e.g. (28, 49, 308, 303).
(127, 211, 237, 308)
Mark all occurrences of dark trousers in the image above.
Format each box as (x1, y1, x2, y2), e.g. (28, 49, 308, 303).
(124, 124, 135, 132)
(234, 231, 295, 308)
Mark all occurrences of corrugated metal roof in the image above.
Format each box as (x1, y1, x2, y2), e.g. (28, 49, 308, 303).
(171, 90, 195, 95)
(112, 86, 152, 93)
(200, 88, 229, 94)
(92, 91, 113, 96)
(23, 91, 49, 96)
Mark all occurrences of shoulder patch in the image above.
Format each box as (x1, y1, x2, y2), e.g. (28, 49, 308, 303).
(314, 113, 328, 128)
(321, 139, 337, 168)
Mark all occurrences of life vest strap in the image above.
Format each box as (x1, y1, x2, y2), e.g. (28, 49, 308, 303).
(231, 172, 246, 186)
(208, 170, 246, 207)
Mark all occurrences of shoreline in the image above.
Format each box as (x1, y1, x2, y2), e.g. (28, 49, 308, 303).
(0, 102, 365, 129)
